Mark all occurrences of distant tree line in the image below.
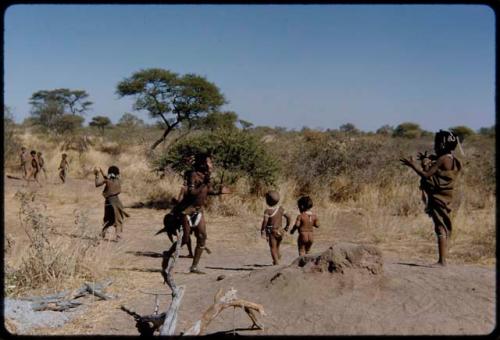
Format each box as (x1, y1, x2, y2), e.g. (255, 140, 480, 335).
(10, 68, 495, 145)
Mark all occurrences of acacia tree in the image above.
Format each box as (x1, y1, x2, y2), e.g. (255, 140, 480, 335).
(116, 68, 226, 150)
(30, 89, 92, 115)
(89, 116, 112, 134)
(29, 88, 92, 132)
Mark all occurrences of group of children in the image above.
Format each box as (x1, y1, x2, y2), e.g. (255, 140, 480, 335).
(19, 147, 70, 185)
(63, 129, 463, 269)
(260, 191, 320, 265)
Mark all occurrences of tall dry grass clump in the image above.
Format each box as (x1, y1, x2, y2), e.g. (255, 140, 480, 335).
(5, 191, 121, 297)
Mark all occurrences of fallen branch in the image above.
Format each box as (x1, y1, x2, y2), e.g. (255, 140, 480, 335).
(21, 279, 115, 312)
(183, 287, 266, 335)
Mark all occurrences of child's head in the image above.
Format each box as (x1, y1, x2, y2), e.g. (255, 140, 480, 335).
(297, 196, 313, 212)
(21, 147, 26, 152)
(62, 153, 67, 159)
(30, 150, 36, 157)
(37, 151, 42, 157)
(265, 190, 280, 206)
(434, 130, 458, 155)
(107, 165, 120, 177)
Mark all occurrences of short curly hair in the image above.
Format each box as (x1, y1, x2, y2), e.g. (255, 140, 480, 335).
(297, 196, 313, 212)
(107, 165, 120, 176)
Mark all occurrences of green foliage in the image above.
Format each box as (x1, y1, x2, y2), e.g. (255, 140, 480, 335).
(376, 124, 394, 136)
(238, 119, 254, 130)
(393, 122, 422, 138)
(339, 123, 359, 135)
(117, 112, 145, 127)
(193, 111, 238, 131)
(29, 89, 92, 132)
(53, 115, 84, 135)
(116, 68, 226, 149)
(449, 125, 475, 141)
(89, 116, 112, 134)
(154, 130, 279, 192)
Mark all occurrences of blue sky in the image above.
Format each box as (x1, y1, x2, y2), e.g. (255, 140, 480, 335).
(4, 4, 495, 132)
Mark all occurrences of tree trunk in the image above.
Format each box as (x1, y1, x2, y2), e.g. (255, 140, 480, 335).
(150, 125, 175, 151)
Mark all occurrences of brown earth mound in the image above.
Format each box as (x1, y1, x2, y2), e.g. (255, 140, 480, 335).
(290, 242, 383, 274)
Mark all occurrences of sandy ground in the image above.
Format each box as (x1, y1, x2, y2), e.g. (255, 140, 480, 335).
(3, 175, 496, 335)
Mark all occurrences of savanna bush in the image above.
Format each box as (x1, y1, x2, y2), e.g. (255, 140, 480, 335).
(153, 129, 279, 194)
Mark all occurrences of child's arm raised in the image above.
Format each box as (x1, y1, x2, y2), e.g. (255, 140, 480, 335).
(94, 168, 106, 187)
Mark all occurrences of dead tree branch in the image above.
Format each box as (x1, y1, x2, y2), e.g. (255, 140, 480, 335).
(183, 287, 266, 335)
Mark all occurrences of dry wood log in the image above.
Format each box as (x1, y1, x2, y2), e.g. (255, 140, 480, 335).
(159, 228, 185, 335)
(183, 287, 266, 335)
(120, 228, 185, 336)
(32, 300, 83, 312)
(22, 279, 114, 312)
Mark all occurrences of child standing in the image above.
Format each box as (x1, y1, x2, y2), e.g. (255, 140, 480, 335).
(400, 130, 462, 266)
(260, 190, 291, 265)
(58, 153, 69, 183)
(20, 147, 29, 179)
(37, 151, 47, 180)
(290, 196, 320, 256)
(26, 150, 41, 186)
(95, 166, 129, 241)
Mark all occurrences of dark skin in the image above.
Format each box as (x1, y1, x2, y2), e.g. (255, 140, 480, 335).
(59, 156, 69, 183)
(171, 156, 230, 272)
(26, 153, 42, 187)
(400, 144, 455, 266)
(260, 207, 291, 265)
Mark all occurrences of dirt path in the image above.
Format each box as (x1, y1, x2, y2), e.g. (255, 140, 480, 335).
(4, 176, 495, 335)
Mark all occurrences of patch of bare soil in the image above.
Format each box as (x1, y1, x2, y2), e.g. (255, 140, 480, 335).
(4, 177, 495, 335)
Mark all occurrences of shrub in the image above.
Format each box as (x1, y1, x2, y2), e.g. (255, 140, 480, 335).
(393, 122, 422, 138)
(450, 125, 475, 141)
(154, 129, 279, 193)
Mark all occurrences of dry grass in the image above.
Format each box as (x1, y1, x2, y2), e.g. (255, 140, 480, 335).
(5, 129, 495, 275)
(5, 190, 123, 297)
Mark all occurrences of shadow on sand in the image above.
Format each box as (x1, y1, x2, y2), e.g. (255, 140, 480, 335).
(204, 266, 255, 272)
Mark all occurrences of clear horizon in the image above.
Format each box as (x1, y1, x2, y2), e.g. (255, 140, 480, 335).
(4, 4, 496, 132)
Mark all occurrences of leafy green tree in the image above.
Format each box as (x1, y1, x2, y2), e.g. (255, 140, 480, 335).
(393, 122, 422, 138)
(89, 116, 112, 134)
(53, 114, 84, 135)
(117, 112, 145, 127)
(116, 68, 226, 150)
(29, 89, 92, 131)
(376, 124, 394, 136)
(449, 125, 475, 141)
(194, 111, 238, 131)
(339, 123, 359, 135)
(155, 129, 279, 193)
(238, 119, 253, 130)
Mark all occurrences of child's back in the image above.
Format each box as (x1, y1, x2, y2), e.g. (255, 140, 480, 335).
(291, 196, 320, 256)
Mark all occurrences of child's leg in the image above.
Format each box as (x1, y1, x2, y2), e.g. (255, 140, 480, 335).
(276, 236, 282, 260)
(269, 236, 279, 265)
(304, 232, 313, 254)
(434, 224, 448, 265)
(297, 234, 306, 256)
